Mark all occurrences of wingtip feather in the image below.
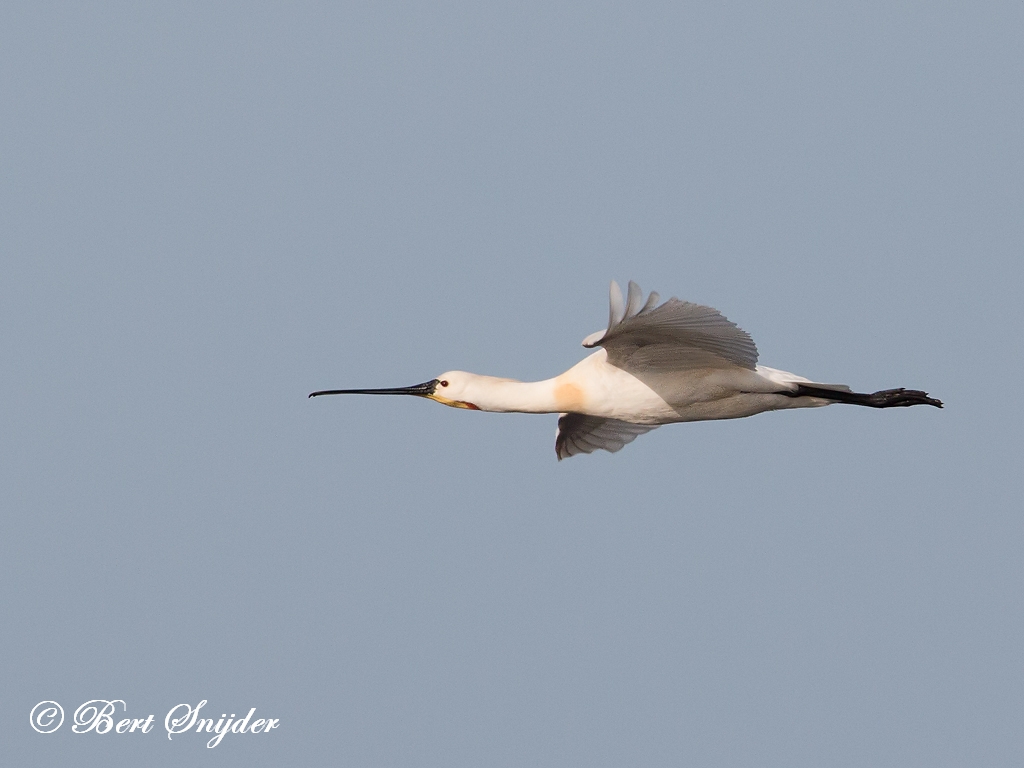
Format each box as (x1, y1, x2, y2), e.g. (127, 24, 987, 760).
(608, 281, 625, 330)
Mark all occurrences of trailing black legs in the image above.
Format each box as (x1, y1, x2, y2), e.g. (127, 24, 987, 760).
(787, 384, 943, 409)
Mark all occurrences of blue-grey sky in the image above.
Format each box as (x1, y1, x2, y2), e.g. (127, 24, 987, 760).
(3, 2, 1022, 765)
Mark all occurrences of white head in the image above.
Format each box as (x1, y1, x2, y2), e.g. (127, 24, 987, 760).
(427, 371, 482, 410)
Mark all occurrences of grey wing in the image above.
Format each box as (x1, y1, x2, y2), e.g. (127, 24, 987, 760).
(582, 281, 758, 373)
(555, 413, 659, 460)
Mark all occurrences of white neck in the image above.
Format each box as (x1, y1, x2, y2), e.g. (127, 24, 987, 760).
(465, 375, 571, 414)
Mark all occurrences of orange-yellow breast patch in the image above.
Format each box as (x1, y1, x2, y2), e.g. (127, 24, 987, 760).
(554, 381, 586, 412)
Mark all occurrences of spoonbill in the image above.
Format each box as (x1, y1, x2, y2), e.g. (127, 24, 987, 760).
(310, 281, 941, 459)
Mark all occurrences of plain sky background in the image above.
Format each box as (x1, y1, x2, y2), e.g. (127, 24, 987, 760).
(3, 2, 1022, 766)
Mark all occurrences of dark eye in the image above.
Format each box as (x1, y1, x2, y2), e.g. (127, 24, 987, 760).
(440, 380, 449, 387)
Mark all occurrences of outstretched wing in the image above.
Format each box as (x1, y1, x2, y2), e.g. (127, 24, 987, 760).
(582, 281, 758, 373)
(555, 413, 659, 460)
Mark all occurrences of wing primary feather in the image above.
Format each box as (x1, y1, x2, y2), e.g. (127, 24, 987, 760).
(608, 281, 625, 331)
(625, 281, 644, 319)
(584, 281, 656, 348)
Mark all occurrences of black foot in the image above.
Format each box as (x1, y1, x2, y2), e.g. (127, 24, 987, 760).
(862, 388, 943, 408)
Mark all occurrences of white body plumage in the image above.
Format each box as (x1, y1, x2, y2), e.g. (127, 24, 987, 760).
(434, 352, 830, 423)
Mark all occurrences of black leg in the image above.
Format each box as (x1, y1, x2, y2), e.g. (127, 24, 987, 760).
(785, 384, 943, 409)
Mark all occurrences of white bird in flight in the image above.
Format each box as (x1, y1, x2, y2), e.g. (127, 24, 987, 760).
(311, 281, 941, 459)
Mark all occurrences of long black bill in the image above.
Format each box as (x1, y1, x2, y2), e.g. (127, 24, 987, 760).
(309, 379, 438, 399)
